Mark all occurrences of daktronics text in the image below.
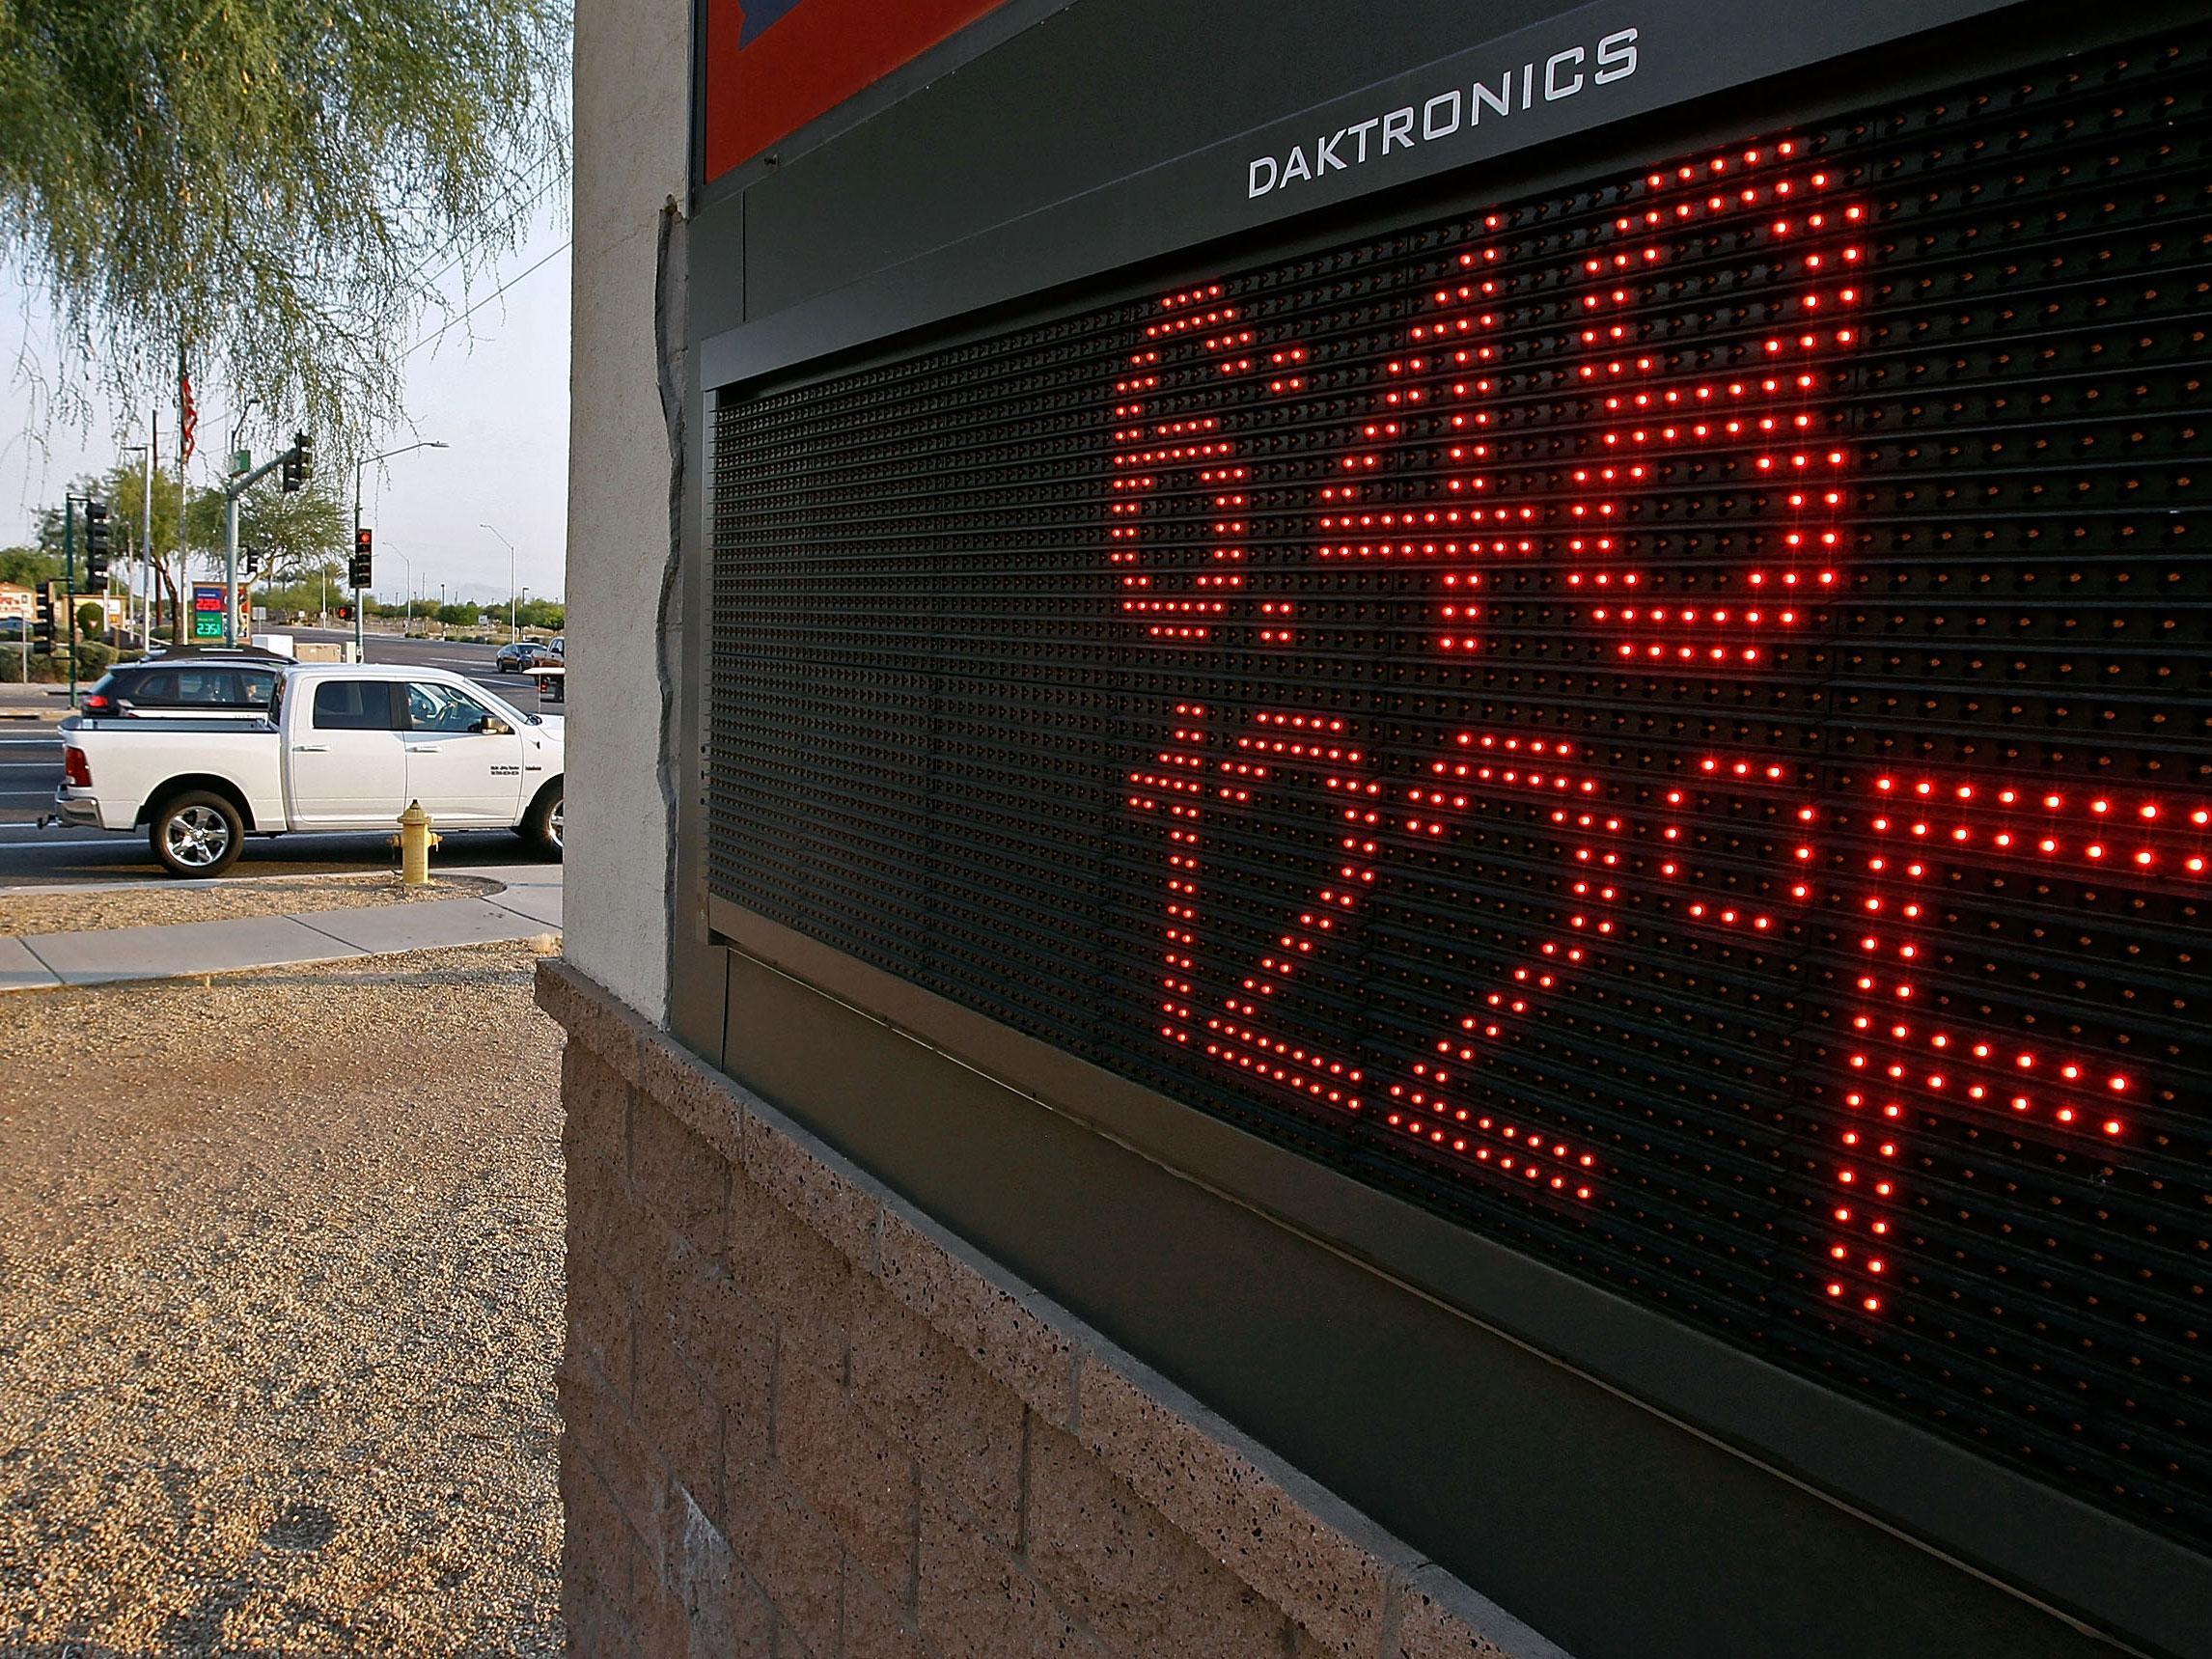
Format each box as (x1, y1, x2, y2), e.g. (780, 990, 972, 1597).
(1246, 29, 1639, 199)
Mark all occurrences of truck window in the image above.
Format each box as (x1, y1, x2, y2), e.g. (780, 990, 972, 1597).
(313, 679, 400, 731)
(404, 680, 499, 733)
(175, 669, 247, 705)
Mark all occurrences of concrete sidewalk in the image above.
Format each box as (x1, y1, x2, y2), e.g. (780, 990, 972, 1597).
(0, 865, 562, 991)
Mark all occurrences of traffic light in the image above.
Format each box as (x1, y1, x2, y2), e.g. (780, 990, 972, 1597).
(241, 547, 261, 577)
(282, 430, 313, 492)
(82, 499, 111, 593)
(336, 604, 353, 622)
(350, 526, 373, 590)
(32, 583, 56, 653)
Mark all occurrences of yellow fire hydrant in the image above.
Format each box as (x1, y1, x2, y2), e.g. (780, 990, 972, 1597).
(395, 799, 441, 885)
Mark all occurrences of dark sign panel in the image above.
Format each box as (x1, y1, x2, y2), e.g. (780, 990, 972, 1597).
(709, 28, 2211, 1548)
(701, 0, 1011, 180)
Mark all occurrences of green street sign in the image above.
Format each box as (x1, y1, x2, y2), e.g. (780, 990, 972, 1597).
(229, 448, 251, 476)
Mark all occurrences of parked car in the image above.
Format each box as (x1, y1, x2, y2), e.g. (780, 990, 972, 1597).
(494, 639, 562, 674)
(55, 664, 565, 875)
(79, 650, 287, 721)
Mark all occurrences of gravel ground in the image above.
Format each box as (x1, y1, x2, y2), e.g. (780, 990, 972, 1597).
(0, 875, 500, 938)
(0, 941, 566, 1655)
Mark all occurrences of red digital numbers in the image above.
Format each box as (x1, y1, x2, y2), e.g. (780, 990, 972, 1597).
(1822, 776, 2205, 1312)
(1111, 138, 2185, 1306)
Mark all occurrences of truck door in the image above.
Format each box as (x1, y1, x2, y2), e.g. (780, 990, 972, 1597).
(401, 679, 525, 824)
(291, 679, 409, 828)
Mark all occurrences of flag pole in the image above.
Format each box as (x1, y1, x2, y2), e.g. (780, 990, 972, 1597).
(176, 344, 194, 645)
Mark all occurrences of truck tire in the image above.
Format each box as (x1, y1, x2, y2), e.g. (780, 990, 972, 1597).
(150, 789, 245, 877)
(519, 780, 564, 860)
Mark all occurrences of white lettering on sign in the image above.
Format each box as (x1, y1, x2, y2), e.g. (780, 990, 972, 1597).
(1246, 27, 1641, 199)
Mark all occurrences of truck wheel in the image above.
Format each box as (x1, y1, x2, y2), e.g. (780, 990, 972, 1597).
(151, 790, 244, 877)
(519, 781, 564, 860)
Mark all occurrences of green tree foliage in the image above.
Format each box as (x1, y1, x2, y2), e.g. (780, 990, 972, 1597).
(434, 602, 480, 628)
(26, 463, 350, 637)
(0, 545, 61, 586)
(515, 597, 564, 630)
(99, 461, 185, 567)
(0, 0, 569, 446)
(93, 459, 186, 635)
(252, 559, 347, 617)
(73, 599, 101, 637)
(184, 477, 349, 582)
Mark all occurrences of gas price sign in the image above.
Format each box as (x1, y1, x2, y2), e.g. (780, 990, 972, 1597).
(191, 583, 230, 641)
(709, 28, 2211, 1546)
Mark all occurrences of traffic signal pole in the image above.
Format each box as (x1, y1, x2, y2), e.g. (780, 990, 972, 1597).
(351, 459, 365, 661)
(221, 438, 309, 647)
(62, 499, 74, 705)
(222, 489, 241, 647)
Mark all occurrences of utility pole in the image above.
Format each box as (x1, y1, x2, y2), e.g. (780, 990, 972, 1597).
(482, 522, 516, 641)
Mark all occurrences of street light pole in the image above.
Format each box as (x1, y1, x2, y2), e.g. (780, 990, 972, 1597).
(352, 439, 449, 659)
(121, 442, 150, 649)
(482, 522, 516, 642)
(392, 549, 415, 636)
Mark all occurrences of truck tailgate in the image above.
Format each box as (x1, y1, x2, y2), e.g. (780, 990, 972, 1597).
(60, 717, 287, 833)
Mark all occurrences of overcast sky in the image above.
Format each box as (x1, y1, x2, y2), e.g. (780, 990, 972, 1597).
(0, 197, 572, 605)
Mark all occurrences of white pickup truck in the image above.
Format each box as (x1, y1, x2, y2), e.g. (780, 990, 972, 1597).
(54, 664, 565, 876)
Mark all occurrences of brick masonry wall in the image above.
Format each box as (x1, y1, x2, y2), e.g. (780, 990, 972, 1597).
(539, 960, 1567, 1659)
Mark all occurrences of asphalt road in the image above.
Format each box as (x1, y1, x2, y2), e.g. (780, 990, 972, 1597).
(0, 634, 557, 887)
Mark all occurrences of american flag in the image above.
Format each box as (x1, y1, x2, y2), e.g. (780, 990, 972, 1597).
(178, 347, 197, 465)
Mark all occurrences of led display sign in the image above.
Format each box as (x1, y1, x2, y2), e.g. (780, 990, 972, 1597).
(709, 27, 2211, 1549)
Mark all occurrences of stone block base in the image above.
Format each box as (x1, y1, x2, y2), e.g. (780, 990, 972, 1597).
(539, 960, 1561, 1659)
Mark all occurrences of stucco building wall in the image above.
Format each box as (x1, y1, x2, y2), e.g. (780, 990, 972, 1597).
(563, 0, 688, 1023)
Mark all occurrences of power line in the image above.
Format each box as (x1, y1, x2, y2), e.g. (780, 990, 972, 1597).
(404, 237, 571, 359)
(412, 170, 571, 296)
(196, 226, 571, 443)
(194, 166, 572, 439)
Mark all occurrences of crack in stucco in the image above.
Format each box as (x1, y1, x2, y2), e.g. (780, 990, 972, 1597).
(652, 193, 688, 1026)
